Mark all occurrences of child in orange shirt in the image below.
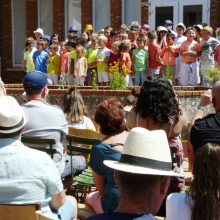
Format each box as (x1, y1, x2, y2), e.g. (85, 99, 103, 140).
(120, 40, 133, 86)
(179, 27, 201, 85)
(160, 33, 179, 84)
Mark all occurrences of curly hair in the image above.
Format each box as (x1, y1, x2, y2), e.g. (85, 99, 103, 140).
(63, 86, 88, 124)
(187, 143, 220, 220)
(134, 74, 181, 124)
(95, 98, 127, 135)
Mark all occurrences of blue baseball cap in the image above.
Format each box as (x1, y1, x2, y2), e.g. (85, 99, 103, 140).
(41, 35, 51, 42)
(164, 20, 173, 25)
(23, 71, 47, 90)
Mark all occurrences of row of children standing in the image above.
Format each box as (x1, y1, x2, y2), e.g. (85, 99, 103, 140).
(22, 22, 220, 87)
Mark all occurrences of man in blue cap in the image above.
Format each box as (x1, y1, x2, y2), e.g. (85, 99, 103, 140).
(21, 71, 86, 178)
(164, 20, 177, 36)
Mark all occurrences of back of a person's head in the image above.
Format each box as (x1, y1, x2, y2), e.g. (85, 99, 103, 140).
(63, 86, 87, 124)
(110, 29, 119, 37)
(95, 98, 127, 135)
(187, 143, 220, 220)
(117, 170, 162, 202)
(147, 30, 157, 40)
(135, 74, 181, 124)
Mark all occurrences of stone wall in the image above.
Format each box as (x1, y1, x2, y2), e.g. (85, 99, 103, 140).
(6, 86, 215, 139)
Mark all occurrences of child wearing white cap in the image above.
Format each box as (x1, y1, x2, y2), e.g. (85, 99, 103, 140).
(33, 28, 44, 48)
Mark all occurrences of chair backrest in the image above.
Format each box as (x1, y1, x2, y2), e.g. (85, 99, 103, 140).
(66, 134, 100, 155)
(21, 136, 57, 159)
(0, 203, 41, 220)
(35, 210, 54, 220)
(68, 127, 90, 138)
(89, 130, 105, 140)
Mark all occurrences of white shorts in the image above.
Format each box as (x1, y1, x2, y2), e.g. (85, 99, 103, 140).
(66, 73, 75, 85)
(98, 71, 109, 82)
(75, 76, 85, 85)
(47, 73, 58, 85)
(175, 58, 182, 79)
(125, 74, 133, 86)
(149, 68, 160, 75)
(179, 61, 200, 85)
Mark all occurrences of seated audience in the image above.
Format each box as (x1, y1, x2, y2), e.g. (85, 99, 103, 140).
(86, 127, 179, 220)
(85, 98, 129, 213)
(0, 96, 77, 220)
(189, 81, 220, 172)
(166, 143, 220, 220)
(21, 71, 86, 178)
(63, 86, 95, 130)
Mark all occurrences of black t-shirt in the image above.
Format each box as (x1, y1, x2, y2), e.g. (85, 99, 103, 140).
(190, 113, 220, 155)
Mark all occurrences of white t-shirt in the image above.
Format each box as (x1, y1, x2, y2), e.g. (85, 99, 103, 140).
(68, 116, 95, 130)
(166, 193, 192, 220)
(174, 36, 187, 60)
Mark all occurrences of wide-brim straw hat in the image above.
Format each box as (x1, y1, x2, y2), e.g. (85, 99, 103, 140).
(131, 21, 141, 28)
(175, 23, 186, 32)
(0, 96, 28, 134)
(104, 127, 179, 177)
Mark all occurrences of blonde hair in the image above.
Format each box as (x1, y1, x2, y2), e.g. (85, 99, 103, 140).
(37, 39, 46, 47)
(76, 45, 85, 54)
(120, 33, 128, 38)
(111, 41, 121, 50)
(60, 41, 66, 47)
(203, 26, 213, 34)
(130, 30, 138, 35)
(98, 35, 108, 43)
(49, 44, 59, 50)
(120, 40, 131, 51)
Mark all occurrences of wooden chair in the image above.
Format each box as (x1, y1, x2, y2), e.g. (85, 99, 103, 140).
(0, 203, 53, 220)
(21, 136, 56, 159)
(89, 130, 105, 140)
(66, 134, 100, 203)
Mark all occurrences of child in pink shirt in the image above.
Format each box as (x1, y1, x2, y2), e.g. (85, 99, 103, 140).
(160, 33, 179, 84)
(60, 42, 69, 85)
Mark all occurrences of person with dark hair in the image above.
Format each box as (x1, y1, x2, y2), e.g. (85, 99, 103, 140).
(76, 37, 86, 47)
(157, 27, 168, 49)
(81, 30, 91, 50)
(21, 71, 86, 178)
(106, 30, 119, 50)
(0, 96, 77, 220)
(85, 98, 129, 214)
(85, 127, 179, 220)
(127, 74, 188, 193)
(166, 143, 220, 220)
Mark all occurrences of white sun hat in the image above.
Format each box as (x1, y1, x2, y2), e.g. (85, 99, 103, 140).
(131, 21, 141, 28)
(104, 127, 179, 176)
(158, 27, 168, 32)
(175, 23, 186, 32)
(0, 96, 28, 134)
(34, 28, 44, 36)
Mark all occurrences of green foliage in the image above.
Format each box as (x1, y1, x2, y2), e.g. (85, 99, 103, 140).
(202, 64, 220, 83)
(165, 50, 171, 80)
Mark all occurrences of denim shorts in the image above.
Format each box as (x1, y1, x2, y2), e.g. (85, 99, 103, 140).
(52, 199, 75, 220)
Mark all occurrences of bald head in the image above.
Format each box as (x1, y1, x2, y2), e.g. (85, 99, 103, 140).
(212, 81, 220, 111)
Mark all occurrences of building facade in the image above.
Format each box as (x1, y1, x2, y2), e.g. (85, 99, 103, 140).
(0, 0, 220, 83)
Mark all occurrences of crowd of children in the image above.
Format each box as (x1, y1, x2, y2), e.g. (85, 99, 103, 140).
(22, 21, 220, 86)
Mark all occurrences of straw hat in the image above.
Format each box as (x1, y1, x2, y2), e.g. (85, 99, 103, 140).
(131, 21, 141, 28)
(0, 96, 28, 134)
(84, 24, 93, 31)
(104, 127, 179, 176)
(158, 27, 168, 32)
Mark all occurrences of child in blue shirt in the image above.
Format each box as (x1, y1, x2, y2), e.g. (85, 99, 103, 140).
(33, 39, 49, 73)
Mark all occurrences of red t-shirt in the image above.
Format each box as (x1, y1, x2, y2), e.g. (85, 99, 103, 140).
(61, 52, 69, 73)
(148, 43, 162, 69)
(106, 40, 111, 50)
(110, 53, 121, 66)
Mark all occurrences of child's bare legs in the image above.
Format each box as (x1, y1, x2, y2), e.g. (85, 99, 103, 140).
(175, 78, 178, 86)
(105, 81, 110, 86)
(100, 82, 104, 86)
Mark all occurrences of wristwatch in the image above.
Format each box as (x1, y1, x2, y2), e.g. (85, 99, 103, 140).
(198, 103, 206, 111)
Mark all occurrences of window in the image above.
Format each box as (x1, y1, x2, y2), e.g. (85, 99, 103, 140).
(93, 0, 110, 32)
(122, 0, 141, 26)
(38, 0, 53, 36)
(183, 5, 202, 27)
(12, 0, 26, 66)
(65, 0, 82, 39)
